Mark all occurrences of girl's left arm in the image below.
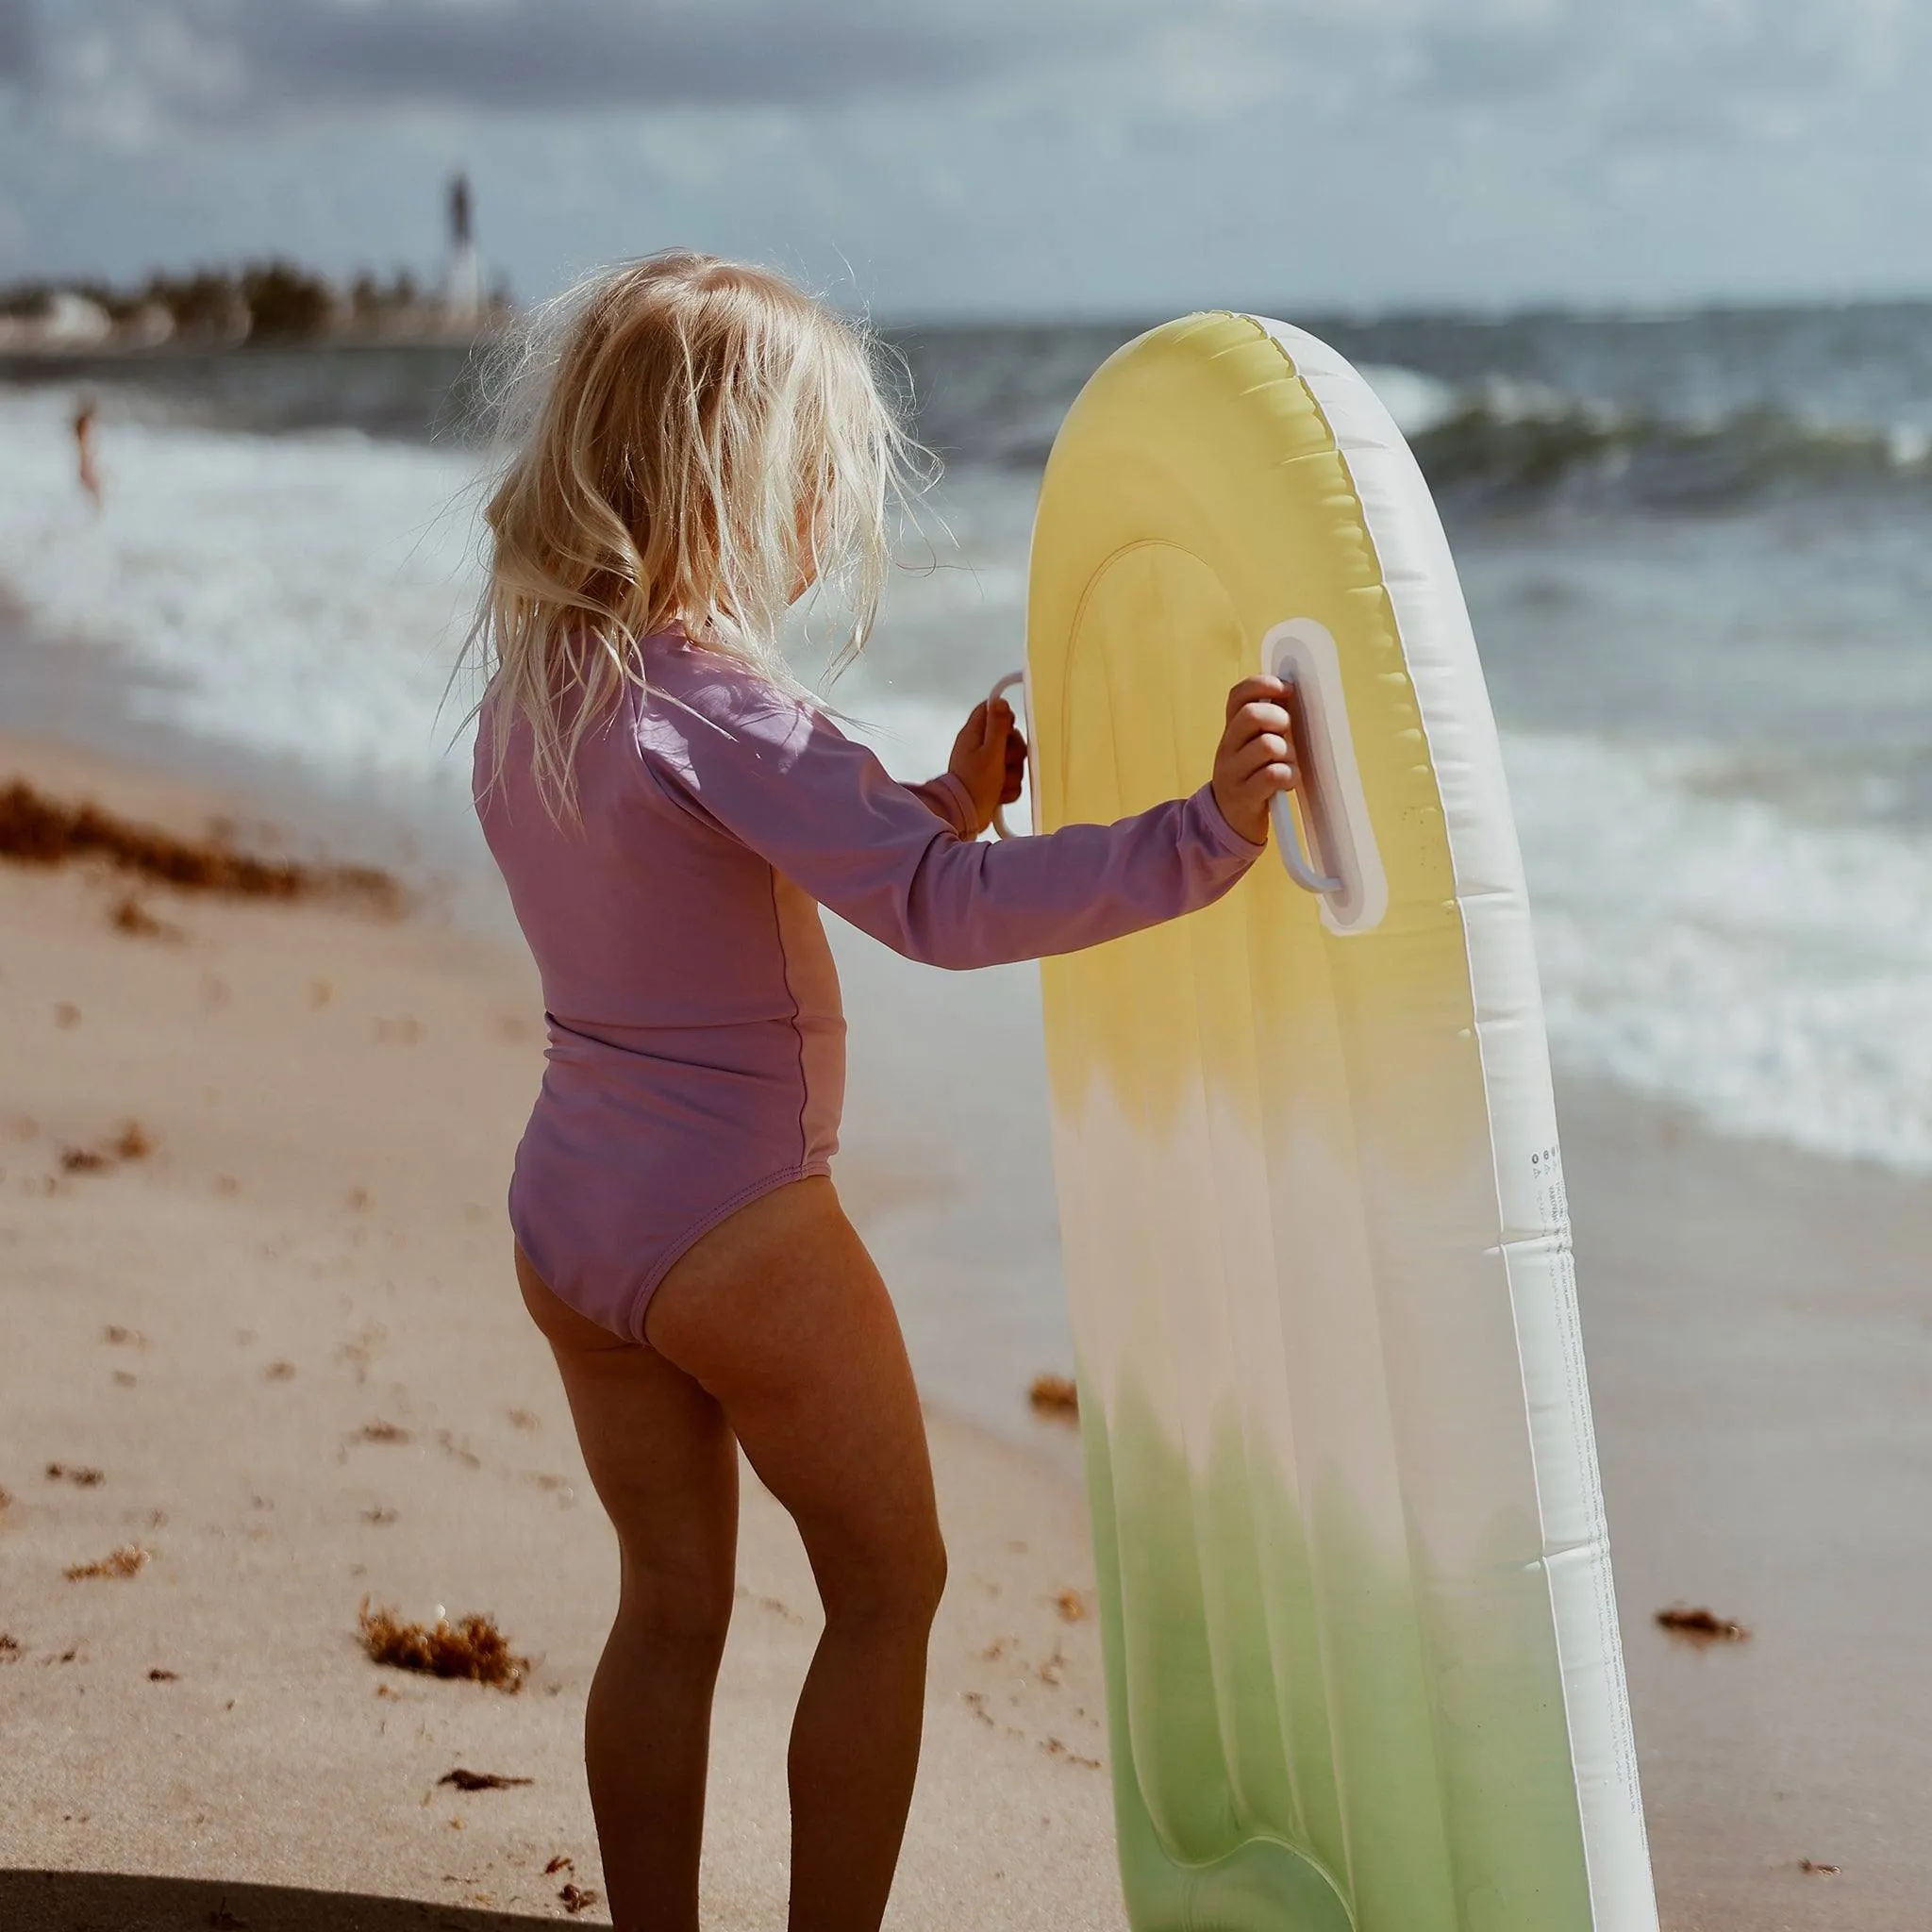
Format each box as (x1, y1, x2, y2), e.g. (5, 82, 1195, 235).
(652, 691, 1264, 970)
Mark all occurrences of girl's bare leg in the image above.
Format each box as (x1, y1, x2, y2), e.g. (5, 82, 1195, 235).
(646, 1176, 946, 1932)
(519, 1177, 945, 1932)
(518, 1252, 740, 1932)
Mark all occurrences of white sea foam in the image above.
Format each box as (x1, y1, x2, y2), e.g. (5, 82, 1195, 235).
(0, 387, 486, 785)
(5, 387, 1928, 1176)
(1507, 733, 1932, 1172)
(1357, 364, 1460, 438)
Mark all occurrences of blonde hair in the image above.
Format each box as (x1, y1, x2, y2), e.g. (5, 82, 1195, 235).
(470, 250, 925, 813)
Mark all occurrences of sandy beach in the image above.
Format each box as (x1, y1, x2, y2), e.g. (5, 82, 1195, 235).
(0, 734, 1122, 1930)
(3, 728, 1929, 1931)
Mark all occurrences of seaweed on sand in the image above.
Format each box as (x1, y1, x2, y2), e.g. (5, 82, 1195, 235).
(357, 1598, 528, 1691)
(108, 894, 182, 940)
(1027, 1373, 1079, 1421)
(60, 1122, 153, 1175)
(66, 1545, 148, 1580)
(0, 779, 401, 910)
(1655, 1603, 1751, 1644)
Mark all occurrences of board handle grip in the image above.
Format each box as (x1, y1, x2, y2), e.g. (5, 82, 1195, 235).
(989, 670, 1027, 841)
(1260, 618, 1388, 935)
(1271, 691, 1344, 893)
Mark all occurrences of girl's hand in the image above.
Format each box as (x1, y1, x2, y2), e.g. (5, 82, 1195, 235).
(948, 697, 1027, 833)
(1212, 675, 1297, 844)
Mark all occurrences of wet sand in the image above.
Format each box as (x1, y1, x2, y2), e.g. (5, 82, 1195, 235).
(2, 729, 1928, 1928)
(1567, 1078, 1932, 1929)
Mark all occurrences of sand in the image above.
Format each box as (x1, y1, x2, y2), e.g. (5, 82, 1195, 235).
(3, 729, 1929, 1930)
(0, 735, 1120, 1930)
(1567, 1078, 1932, 1931)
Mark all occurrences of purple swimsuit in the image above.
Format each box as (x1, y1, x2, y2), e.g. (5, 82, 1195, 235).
(476, 630, 1260, 1341)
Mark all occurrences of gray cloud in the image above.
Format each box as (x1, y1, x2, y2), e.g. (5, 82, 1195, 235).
(1416, 20, 1578, 103)
(230, 0, 1004, 111)
(19, 0, 1925, 134)
(18, 0, 1134, 127)
(0, 0, 34, 80)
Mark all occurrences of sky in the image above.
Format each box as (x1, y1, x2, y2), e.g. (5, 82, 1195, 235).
(4, 0, 1932, 320)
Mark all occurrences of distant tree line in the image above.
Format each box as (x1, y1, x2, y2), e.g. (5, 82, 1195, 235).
(0, 259, 495, 344)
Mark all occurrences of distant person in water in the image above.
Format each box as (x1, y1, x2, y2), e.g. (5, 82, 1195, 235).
(72, 395, 102, 512)
(468, 251, 1297, 1932)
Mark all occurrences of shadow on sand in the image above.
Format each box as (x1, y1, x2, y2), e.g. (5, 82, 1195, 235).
(0, 1869, 581, 1931)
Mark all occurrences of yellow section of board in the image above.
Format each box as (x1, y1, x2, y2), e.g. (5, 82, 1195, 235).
(1033, 313, 1502, 1213)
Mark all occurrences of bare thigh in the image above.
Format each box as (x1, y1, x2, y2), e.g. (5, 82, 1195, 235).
(518, 1253, 739, 1632)
(644, 1176, 945, 1621)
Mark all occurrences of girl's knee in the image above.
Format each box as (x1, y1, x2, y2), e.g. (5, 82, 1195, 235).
(619, 1547, 737, 1657)
(894, 1529, 947, 1627)
(824, 1529, 947, 1638)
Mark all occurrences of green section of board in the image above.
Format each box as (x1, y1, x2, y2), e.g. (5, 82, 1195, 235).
(1081, 1373, 1593, 1932)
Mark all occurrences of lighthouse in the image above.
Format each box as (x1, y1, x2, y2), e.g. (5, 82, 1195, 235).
(443, 171, 482, 328)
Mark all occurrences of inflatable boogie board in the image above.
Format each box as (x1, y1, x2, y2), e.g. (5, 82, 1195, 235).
(1019, 315, 1657, 1931)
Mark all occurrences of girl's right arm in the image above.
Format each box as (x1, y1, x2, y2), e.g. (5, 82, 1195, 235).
(641, 669, 1293, 972)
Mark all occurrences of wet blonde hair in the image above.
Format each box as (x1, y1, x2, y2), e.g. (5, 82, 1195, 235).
(470, 250, 924, 812)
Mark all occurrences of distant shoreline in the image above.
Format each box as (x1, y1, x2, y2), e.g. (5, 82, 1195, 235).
(7, 288, 1932, 359)
(0, 329, 501, 367)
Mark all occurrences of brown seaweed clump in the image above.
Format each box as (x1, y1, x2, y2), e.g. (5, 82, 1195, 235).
(1656, 1603, 1750, 1645)
(66, 1544, 149, 1581)
(439, 1768, 532, 1791)
(357, 1598, 528, 1691)
(0, 779, 401, 910)
(59, 1122, 153, 1176)
(108, 894, 183, 940)
(1028, 1373, 1079, 1422)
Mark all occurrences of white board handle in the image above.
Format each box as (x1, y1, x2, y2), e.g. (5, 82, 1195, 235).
(1272, 678, 1345, 895)
(989, 670, 1027, 841)
(1261, 619, 1389, 935)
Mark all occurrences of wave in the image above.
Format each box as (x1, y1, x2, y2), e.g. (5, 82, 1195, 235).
(902, 329, 1932, 511)
(1507, 732, 1932, 1174)
(0, 386, 483, 786)
(967, 364, 1932, 510)
(1410, 379, 1932, 510)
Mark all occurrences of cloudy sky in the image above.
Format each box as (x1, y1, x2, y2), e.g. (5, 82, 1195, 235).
(3, 0, 1930, 318)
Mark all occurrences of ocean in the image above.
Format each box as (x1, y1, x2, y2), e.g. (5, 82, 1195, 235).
(5, 308, 1930, 1417)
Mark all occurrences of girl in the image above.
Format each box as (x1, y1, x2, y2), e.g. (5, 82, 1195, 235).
(472, 252, 1297, 1932)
